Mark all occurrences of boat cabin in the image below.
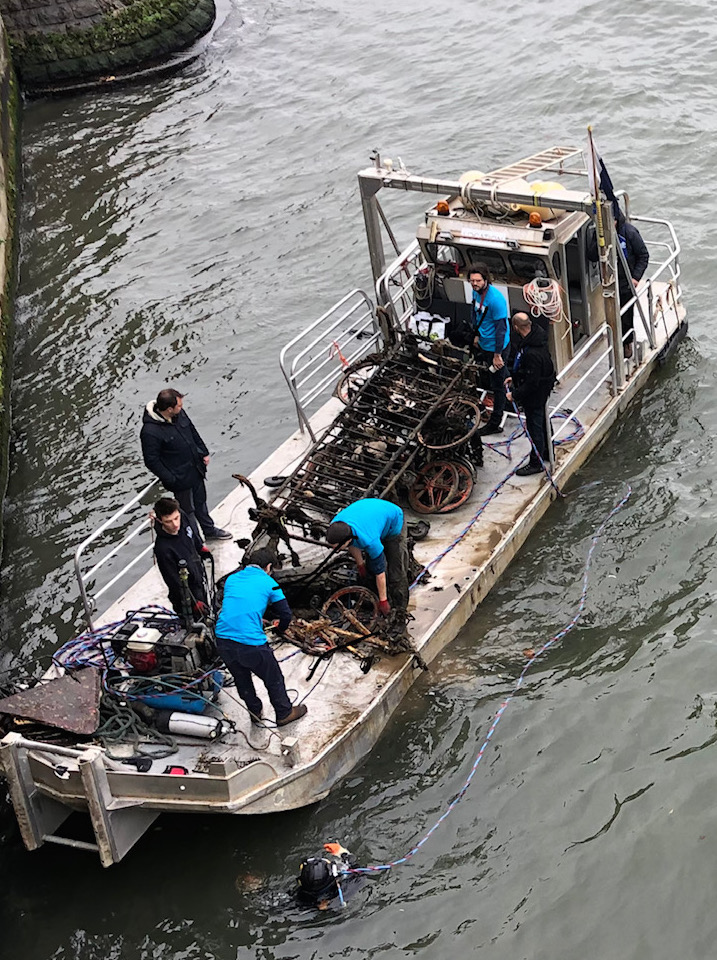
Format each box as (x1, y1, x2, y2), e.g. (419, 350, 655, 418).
(359, 146, 633, 378)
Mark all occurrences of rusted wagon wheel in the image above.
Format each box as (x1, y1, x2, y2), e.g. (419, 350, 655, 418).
(408, 460, 459, 514)
(418, 396, 482, 450)
(322, 586, 379, 632)
(437, 460, 474, 513)
(335, 358, 381, 405)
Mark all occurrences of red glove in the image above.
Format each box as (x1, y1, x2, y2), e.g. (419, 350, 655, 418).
(378, 599, 391, 616)
(193, 600, 209, 618)
(200, 546, 212, 557)
(357, 563, 367, 579)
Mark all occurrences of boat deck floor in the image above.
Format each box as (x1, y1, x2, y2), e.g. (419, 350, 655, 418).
(95, 283, 683, 792)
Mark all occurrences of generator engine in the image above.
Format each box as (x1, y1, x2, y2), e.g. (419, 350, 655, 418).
(110, 613, 214, 677)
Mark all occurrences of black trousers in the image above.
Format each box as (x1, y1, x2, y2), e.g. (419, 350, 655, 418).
(477, 347, 508, 426)
(523, 402, 550, 467)
(216, 637, 292, 722)
(174, 478, 217, 537)
(383, 521, 410, 608)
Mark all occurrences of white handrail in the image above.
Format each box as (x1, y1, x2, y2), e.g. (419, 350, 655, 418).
(279, 288, 380, 439)
(74, 478, 160, 630)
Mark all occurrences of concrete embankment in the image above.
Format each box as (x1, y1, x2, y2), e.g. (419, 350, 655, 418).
(0, 12, 18, 558)
(0, 0, 216, 89)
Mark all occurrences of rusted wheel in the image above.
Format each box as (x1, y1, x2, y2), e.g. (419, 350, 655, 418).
(408, 460, 459, 514)
(418, 396, 482, 450)
(335, 358, 381, 405)
(322, 586, 379, 632)
(437, 460, 474, 513)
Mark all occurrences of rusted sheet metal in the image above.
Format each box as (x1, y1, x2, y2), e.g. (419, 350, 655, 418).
(0, 668, 102, 735)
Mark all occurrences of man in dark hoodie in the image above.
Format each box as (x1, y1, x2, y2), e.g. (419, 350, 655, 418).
(506, 313, 556, 477)
(588, 209, 649, 358)
(152, 497, 210, 618)
(141, 388, 231, 540)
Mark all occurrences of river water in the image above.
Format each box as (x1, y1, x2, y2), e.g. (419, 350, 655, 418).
(1, 0, 716, 956)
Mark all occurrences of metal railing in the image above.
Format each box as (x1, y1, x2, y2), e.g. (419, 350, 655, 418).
(376, 240, 424, 328)
(618, 215, 683, 350)
(550, 323, 616, 443)
(74, 478, 159, 631)
(279, 289, 381, 441)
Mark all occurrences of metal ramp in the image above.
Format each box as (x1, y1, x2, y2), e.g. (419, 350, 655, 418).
(0, 734, 159, 867)
(479, 146, 583, 187)
(273, 345, 466, 519)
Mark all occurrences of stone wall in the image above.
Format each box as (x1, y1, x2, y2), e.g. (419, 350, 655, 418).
(0, 0, 216, 87)
(0, 12, 19, 558)
(0, 0, 128, 36)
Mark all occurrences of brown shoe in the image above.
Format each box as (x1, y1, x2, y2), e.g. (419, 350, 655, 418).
(276, 703, 307, 726)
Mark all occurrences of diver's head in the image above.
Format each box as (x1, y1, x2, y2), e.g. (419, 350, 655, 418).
(298, 857, 338, 900)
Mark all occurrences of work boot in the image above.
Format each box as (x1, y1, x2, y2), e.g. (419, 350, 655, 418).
(478, 422, 503, 437)
(206, 528, 233, 540)
(249, 703, 264, 726)
(276, 703, 308, 727)
(516, 463, 542, 476)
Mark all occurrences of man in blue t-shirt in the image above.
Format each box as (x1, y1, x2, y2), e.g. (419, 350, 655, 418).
(469, 263, 510, 436)
(215, 547, 307, 727)
(326, 498, 409, 613)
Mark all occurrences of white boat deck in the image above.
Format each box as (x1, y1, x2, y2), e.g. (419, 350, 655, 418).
(79, 281, 683, 814)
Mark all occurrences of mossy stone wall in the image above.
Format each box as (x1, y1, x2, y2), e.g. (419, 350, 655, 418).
(0, 0, 128, 35)
(0, 0, 215, 87)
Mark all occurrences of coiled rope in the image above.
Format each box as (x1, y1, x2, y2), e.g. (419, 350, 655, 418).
(349, 484, 632, 876)
(522, 279, 570, 337)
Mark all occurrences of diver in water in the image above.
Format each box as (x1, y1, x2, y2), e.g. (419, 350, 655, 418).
(296, 842, 363, 910)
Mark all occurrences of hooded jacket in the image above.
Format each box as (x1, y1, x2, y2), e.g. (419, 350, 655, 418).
(153, 510, 207, 615)
(140, 402, 209, 492)
(614, 210, 649, 297)
(511, 325, 556, 407)
(587, 212, 649, 298)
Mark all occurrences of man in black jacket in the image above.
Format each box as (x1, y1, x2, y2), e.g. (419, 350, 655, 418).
(506, 313, 556, 477)
(587, 209, 649, 358)
(141, 388, 231, 540)
(153, 497, 210, 618)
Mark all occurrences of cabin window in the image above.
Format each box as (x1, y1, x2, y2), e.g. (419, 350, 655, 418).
(464, 250, 507, 276)
(426, 242, 465, 269)
(508, 253, 549, 281)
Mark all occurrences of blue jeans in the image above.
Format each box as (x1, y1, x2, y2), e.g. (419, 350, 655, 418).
(174, 478, 217, 537)
(216, 637, 292, 722)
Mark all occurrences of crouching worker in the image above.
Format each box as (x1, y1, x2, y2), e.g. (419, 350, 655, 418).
(153, 497, 210, 620)
(215, 547, 307, 727)
(326, 499, 409, 614)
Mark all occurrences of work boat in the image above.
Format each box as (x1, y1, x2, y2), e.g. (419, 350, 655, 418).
(0, 145, 687, 866)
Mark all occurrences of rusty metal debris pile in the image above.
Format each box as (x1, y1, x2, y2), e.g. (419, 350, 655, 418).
(270, 338, 487, 524)
(279, 586, 427, 672)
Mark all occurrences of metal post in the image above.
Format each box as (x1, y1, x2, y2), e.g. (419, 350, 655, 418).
(79, 749, 159, 867)
(614, 233, 655, 350)
(358, 173, 387, 284)
(0, 734, 72, 852)
(545, 397, 555, 469)
(597, 214, 625, 391)
(605, 325, 617, 397)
